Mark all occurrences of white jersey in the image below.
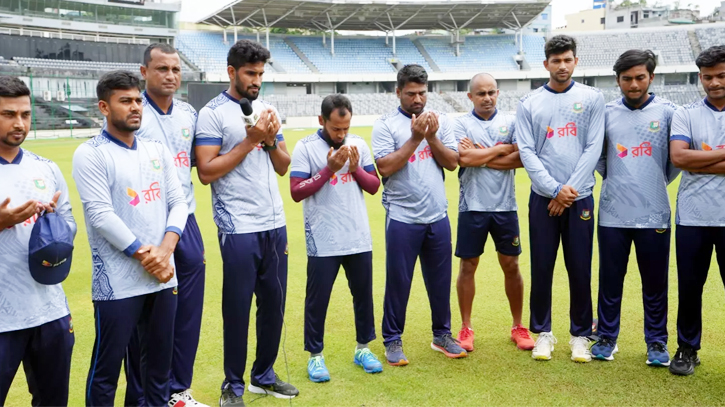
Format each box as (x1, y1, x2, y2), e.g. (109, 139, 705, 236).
(290, 131, 375, 257)
(73, 131, 188, 301)
(371, 107, 458, 224)
(454, 110, 518, 213)
(195, 92, 286, 234)
(671, 99, 725, 226)
(0, 149, 75, 332)
(135, 91, 198, 214)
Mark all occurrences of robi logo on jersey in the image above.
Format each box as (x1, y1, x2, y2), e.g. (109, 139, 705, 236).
(547, 123, 577, 138)
(702, 142, 725, 151)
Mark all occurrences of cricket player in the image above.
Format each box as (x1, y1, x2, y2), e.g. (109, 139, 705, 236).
(516, 35, 605, 363)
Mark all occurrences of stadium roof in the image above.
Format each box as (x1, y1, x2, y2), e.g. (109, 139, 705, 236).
(197, 0, 550, 32)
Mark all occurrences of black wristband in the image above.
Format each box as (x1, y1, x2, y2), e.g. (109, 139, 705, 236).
(262, 138, 278, 151)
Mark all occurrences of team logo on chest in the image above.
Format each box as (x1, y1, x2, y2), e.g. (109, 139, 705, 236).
(32, 178, 46, 190)
(648, 121, 660, 132)
(151, 159, 161, 171)
(499, 126, 508, 135)
(181, 128, 191, 140)
(573, 102, 583, 113)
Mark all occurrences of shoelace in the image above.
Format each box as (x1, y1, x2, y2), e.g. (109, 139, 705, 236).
(459, 328, 473, 340)
(677, 347, 697, 361)
(309, 357, 325, 370)
(358, 348, 374, 359)
(569, 336, 591, 351)
(596, 338, 616, 349)
(387, 341, 403, 353)
(512, 326, 531, 339)
(649, 342, 667, 354)
(535, 333, 557, 347)
(440, 334, 461, 348)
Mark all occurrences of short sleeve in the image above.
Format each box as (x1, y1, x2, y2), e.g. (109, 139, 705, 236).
(289, 141, 311, 179)
(372, 119, 395, 160)
(453, 117, 467, 143)
(194, 107, 223, 146)
(360, 142, 375, 172)
(670, 107, 691, 144)
(438, 114, 458, 152)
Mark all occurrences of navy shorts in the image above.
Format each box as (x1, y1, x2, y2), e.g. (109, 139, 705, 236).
(455, 211, 522, 258)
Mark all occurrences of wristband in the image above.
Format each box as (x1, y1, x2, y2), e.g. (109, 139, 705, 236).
(262, 138, 278, 151)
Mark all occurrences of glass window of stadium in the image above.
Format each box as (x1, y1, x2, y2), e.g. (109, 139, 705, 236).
(17, 0, 171, 28)
(0, 0, 18, 12)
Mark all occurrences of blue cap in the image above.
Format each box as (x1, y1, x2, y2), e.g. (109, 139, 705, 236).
(28, 211, 74, 285)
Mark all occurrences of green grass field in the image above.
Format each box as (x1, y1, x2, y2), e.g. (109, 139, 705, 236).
(7, 127, 725, 407)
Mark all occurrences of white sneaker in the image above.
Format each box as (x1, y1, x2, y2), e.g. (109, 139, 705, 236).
(168, 389, 209, 407)
(570, 336, 592, 363)
(532, 332, 557, 361)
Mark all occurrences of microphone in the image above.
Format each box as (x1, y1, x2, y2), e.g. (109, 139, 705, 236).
(240, 98, 260, 127)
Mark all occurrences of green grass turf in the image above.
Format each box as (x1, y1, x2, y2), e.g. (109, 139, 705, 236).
(6, 128, 725, 407)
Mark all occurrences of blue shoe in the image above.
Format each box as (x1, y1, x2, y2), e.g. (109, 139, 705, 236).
(431, 334, 468, 359)
(384, 340, 409, 366)
(647, 342, 671, 367)
(591, 338, 618, 361)
(354, 348, 383, 374)
(307, 355, 330, 383)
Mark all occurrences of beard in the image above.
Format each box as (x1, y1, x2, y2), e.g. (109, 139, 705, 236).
(235, 80, 260, 101)
(0, 130, 27, 147)
(623, 88, 651, 107)
(551, 72, 573, 84)
(111, 115, 141, 132)
(322, 129, 345, 150)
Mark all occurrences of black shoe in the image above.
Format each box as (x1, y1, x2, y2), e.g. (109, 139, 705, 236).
(248, 374, 299, 399)
(669, 346, 700, 376)
(219, 385, 245, 407)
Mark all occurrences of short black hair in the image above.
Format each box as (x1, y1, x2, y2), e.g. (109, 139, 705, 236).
(545, 35, 577, 59)
(613, 49, 657, 77)
(0, 76, 30, 98)
(144, 43, 178, 66)
(96, 70, 141, 102)
(321, 94, 353, 120)
(397, 64, 428, 89)
(227, 40, 271, 70)
(696, 46, 725, 69)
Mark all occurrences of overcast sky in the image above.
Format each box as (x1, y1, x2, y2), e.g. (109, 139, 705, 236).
(179, 0, 723, 29)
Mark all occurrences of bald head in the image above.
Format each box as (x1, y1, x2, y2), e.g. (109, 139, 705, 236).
(469, 73, 497, 93)
(467, 73, 499, 119)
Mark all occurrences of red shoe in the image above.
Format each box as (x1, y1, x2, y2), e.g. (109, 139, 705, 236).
(511, 324, 535, 350)
(457, 327, 474, 352)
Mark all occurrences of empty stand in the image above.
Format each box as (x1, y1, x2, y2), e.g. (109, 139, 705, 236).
(176, 31, 310, 75)
(574, 30, 694, 68)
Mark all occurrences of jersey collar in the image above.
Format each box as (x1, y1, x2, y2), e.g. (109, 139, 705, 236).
(472, 109, 497, 121)
(143, 91, 173, 115)
(103, 130, 137, 150)
(222, 90, 240, 104)
(704, 97, 725, 112)
(397, 106, 414, 119)
(622, 94, 655, 111)
(0, 148, 23, 165)
(543, 80, 576, 94)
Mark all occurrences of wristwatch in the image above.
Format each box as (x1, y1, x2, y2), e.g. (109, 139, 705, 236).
(262, 138, 278, 151)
